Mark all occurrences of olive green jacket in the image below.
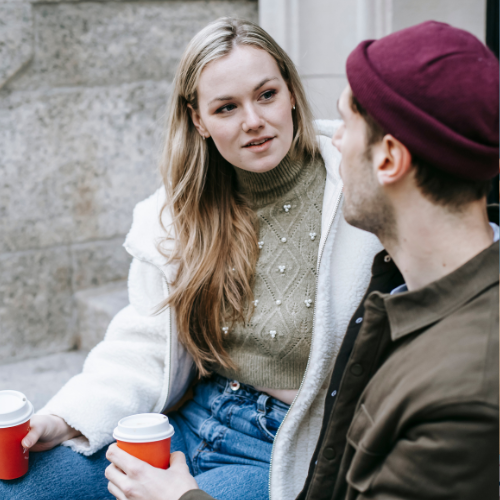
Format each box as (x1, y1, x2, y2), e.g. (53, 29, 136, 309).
(301, 239, 499, 500)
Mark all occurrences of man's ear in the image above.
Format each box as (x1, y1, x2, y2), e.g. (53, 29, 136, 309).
(187, 104, 210, 139)
(372, 134, 412, 186)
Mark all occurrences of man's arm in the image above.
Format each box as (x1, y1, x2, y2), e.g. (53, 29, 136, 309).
(350, 403, 498, 500)
(180, 492, 216, 500)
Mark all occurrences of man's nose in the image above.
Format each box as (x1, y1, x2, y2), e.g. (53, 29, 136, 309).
(332, 123, 344, 152)
(242, 104, 264, 132)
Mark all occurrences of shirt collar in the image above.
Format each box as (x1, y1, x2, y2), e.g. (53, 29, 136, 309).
(384, 241, 499, 342)
(390, 222, 499, 296)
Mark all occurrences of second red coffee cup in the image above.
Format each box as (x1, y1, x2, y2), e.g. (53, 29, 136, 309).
(0, 390, 34, 480)
(113, 413, 174, 469)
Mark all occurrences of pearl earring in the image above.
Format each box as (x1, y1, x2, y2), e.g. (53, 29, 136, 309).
(293, 105, 296, 110)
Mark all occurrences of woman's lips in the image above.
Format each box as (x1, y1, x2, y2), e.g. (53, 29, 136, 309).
(243, 137, 274, 152)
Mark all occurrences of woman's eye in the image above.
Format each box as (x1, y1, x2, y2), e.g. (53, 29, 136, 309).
(261, 90, 276, 101)
(216, 104, 236, 114)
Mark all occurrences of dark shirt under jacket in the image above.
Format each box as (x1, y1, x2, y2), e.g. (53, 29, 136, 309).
(296, 249, 404, 498)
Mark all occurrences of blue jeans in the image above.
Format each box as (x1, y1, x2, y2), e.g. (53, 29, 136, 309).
(0, 375, 289, 500)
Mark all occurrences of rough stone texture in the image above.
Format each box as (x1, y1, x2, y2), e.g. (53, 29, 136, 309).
(0, 351, 88, 411)
(75, 281, 128, 351)
(10, 1, 259, 90)
(0, 247, 76, 363)
(0, 81, 166, 254)
(71, 238, 131, 291)
(0, 0, 258, 364)
(0, 3, 33, 90)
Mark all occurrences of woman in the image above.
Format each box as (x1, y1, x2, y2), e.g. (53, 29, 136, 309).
(1, 18, 380, 500)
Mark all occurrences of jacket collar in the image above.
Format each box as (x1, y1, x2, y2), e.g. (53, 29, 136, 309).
(384, 240, 499, 341)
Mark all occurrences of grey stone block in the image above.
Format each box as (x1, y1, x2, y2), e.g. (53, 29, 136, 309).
(8, 1, 258, 90)
(0, 350, 88, 411)
(0, 80, 166, 254)
(75, 281, 128, 351)
(0, 3, 33, 90)
(0, 247, 76, 364)
(71, 238, 131, 291)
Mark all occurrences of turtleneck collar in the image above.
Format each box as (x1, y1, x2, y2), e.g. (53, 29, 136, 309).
(233, 154, 308, 207)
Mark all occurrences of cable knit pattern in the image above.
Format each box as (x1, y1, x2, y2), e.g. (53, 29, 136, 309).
(216, 155, 326, 389)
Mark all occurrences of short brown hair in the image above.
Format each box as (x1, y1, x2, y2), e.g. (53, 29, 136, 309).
(350, 93, 491, 210)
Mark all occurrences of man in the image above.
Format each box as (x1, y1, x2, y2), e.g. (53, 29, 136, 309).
(295, 20, 499, 500)
(105, 21, 499, 500)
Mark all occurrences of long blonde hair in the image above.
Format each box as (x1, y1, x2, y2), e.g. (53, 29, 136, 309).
(159, 17, 317, 377)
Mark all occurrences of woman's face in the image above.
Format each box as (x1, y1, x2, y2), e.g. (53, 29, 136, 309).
(189, 45, 296, 173)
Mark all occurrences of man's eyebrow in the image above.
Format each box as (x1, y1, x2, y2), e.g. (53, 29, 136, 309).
(208, 77, 279, 106)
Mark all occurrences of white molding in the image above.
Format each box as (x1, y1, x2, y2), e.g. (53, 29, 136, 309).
(259, 0, 300, 65)
(356, 0, 393, 41)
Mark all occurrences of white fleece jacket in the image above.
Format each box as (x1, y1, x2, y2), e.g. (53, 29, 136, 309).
(38, 120, 382, 500)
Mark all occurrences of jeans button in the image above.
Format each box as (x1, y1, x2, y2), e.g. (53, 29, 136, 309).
(350, 363, 364, 376)
(230, 380, 240, 391)
(323, 447, 336, 460)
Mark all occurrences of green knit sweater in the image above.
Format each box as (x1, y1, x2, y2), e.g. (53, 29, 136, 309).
(215, 154, 326, 389)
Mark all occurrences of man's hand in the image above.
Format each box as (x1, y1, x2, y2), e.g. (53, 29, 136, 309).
(105, 444, 199, 500)
(22, 414, 82, 452)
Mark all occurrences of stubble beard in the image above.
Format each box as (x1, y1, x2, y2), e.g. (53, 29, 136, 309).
(343, 152, 398, 245)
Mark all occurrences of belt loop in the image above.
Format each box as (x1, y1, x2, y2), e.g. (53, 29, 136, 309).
(257, 393, 269, 414)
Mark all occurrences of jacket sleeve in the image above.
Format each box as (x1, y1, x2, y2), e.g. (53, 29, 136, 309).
(349, 403, 499, 500)
(180, 490, 216, 500)
(37, 257, 172, 456)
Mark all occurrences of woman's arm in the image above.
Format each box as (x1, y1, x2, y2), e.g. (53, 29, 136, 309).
(35, 257, 179, 456)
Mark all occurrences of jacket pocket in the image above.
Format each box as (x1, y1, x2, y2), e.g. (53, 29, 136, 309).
(345, 404, 385, 493)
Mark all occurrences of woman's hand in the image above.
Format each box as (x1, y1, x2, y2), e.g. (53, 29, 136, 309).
(21, 414, 82, 452)
(105, 444, 199, 500)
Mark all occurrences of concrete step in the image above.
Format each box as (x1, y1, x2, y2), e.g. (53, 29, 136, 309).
(0, 351, 88, 411)
(75, 280, 129, 351)
(0, 282, 129, 411)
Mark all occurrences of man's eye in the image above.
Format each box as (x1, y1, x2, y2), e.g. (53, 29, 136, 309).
(216, 104, 236, 114)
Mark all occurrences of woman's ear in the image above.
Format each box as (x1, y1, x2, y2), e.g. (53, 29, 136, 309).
(187, 104, 210, 139)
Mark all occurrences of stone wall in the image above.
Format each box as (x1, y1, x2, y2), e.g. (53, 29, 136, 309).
(0, 0, 258, 364)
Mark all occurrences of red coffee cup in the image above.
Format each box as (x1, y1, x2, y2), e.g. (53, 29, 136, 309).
(113, 413, 174, 469)
(0, 390, 34, 480)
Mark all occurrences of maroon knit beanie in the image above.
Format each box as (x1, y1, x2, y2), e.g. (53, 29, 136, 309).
(346, 21, 499, 181)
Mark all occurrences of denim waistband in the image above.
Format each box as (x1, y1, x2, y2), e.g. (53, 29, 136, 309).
(207, 374, 291, 413)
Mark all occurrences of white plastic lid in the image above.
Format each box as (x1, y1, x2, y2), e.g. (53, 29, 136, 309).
(0, 390, 34, 428)
(113, 413, 175, 443)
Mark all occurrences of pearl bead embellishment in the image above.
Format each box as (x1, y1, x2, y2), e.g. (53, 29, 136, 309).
(253, 300, 259, 306)
(281, 237, 287, 243)
(278, 265, 286, 273)
(269, 330, 277, 338)
(283, 204, 291, 213)
(304, 299, 313, 308)
(276, 300, 282, 305)
(309, 232, 317, 241)
(258, 241, 264, 249)
(222, 326, 229, 334)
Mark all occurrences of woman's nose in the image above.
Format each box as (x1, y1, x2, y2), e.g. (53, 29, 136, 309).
(242, 105, 264, 132)
(332, 123, 344, 152)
